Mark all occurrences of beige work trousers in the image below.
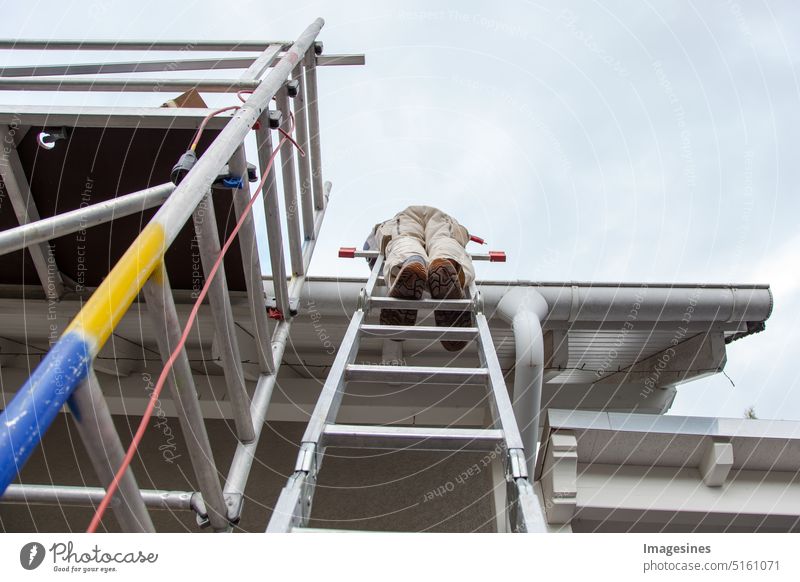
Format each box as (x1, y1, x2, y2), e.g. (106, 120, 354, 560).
(371, 206, 474, 288)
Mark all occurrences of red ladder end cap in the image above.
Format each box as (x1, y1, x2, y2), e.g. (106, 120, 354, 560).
(338, 247, 356, 258)
(489, 251, 506, 262)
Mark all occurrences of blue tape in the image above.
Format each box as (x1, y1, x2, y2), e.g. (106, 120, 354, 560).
(223, 176, 244, 189)
(0, 332, 92, 494)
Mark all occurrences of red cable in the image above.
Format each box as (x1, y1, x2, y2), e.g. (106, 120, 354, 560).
(238, 89, 304, 154)
(278, 128, 304, 156)
(189, 105, 240, 152)
(236, 89, 254, 103)
(87, 114, 302, 533)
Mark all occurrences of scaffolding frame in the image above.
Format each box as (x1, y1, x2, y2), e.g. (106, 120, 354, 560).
(0, 17, 361, 532)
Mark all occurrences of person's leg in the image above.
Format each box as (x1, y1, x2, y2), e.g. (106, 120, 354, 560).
(423, 209, 474, 286)
(374, 207, 429, 326)
(376, 207, 429, 287)
(422, 208, 474, 351)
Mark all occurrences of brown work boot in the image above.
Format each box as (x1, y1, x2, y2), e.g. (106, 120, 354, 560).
(380, 255, 427, 326)
(428, 258, 471, 351)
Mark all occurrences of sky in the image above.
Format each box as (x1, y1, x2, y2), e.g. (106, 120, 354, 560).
(1, 0, 798, 421)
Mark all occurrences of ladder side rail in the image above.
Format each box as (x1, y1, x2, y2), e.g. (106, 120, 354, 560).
(470, 284, 543, 533)
(266, 473, 309, 532)
(510, 479, 546, 533)
(475, 312, 525, 451)
(301, 309, 365, 444)
(475, 319, 502, 432)
(470, 283, 525, 451)
(300, 251, 384, 444)
(266, 255, 383, 532)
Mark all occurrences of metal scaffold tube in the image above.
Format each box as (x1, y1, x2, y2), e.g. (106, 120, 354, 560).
(0, 78, 261, 92)
(192, 192, 254, 444)
(228, 147, 276, 374)
(142, 265, 229, 531)
(291, 62, 316, 240)
(289, 182, 331, 298)
(276, 87, 304, 277)
(255, 113, 291, 318)
(0, 125, 64, 299)
(0, 183, 174, 256)
(304, 49, 325, 210)
(0, 39, 292, 51)
(2, 484, 202, 513)
(0, 57, 258, 77)
(68, 370, 155, 532)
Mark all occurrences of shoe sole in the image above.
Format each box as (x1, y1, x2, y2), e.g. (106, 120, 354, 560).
(428, 260, 471, 351)
(380, 261, 427, 327)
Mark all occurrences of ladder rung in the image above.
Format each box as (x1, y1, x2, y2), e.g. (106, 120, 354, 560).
(369, 297, 472, 311)
(323, 424, 504, 451)
(359, 324, 478, 341)
(346, 364, 488, 384)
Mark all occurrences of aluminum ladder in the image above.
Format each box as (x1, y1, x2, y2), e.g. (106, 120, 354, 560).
(267, 248, 544, 532)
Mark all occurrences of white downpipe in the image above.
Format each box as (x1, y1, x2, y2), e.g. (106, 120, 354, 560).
(497, 288, 549, 477)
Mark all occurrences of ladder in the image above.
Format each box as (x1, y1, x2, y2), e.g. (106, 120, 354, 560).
(267, 248, 543, 532)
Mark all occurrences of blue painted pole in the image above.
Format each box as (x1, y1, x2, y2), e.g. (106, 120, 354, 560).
(0, 332, 91, 493)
